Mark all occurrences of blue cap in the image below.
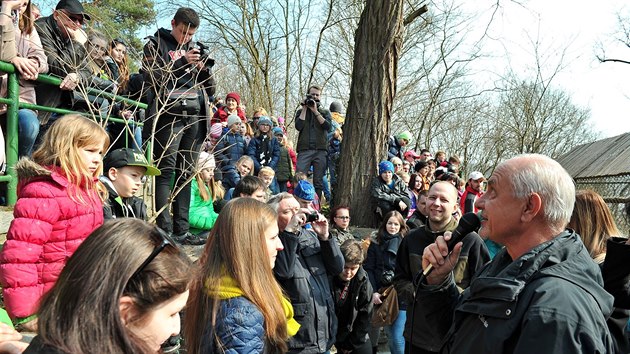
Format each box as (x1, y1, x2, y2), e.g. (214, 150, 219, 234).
(272, 127, 284, 136)
(257, 116, 273, 127)
(293, 180, 315, 201)
(379, 161, 394, 175)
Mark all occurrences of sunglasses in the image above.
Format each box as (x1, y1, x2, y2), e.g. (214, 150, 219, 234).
(60, 10, 84, 25)
(130, 228, 175, 279)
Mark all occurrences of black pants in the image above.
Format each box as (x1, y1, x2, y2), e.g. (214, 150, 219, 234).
(151, 115, 201, 234)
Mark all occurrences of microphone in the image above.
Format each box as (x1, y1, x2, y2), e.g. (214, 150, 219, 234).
(422, 212, 481, 277)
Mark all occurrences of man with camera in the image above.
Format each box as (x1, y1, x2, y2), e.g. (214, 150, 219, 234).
(142, 7, 215, 245)
(295, 85, 332, 201)
(269, 192, 344, 353)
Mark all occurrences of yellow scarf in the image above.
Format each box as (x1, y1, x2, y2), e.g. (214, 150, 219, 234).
(206, 275, 300, 337)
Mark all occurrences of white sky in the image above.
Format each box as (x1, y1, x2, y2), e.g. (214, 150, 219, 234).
(470, 0, 630, 138)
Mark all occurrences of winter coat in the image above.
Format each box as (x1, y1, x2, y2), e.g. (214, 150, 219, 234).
(189, 181, 218, 234)
(23, 336, 64, 354)
(0, 159, 103, 320)
(211, 105, 246, 124)
(0, 26, 48, 113)
(602, 237, 630, 353)
(459, 185, 483, 214)
(274, 228, 345, 353)
(393, 217, 489, 315)
(331, 267, 373, 352)
(387, 135, 405, 160)
(202, 296, 265, 354)
(370, 174, 411, 211)
(275, 144, 294, 182)
(294, 106, 332, 152)
(329, 225, 356, 247)
(414, 231, 614, 353)
(34, 15, 92, 123)
(246, 134, 280, 174)
(215, 131, 247, 172)
(364, 232, 403, 292)
(100, 176, 147, 220)
(406, 209, 427, 230)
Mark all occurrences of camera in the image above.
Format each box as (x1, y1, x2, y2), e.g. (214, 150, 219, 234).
(195, 41, 215, 68)
(305, 94, 316, 107)
(306, 212, 319, 223)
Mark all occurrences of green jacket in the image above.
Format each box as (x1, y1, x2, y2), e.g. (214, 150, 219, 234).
(189, 181, 219, 234)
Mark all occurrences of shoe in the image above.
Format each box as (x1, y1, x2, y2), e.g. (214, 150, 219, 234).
(173, 232, 206, 246)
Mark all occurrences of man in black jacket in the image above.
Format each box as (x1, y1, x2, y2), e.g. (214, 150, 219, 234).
(269, 193, 344, 353)
(142, 7, 215, 245)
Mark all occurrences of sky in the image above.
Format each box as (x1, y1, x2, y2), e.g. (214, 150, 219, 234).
(469, 0, 630, 138)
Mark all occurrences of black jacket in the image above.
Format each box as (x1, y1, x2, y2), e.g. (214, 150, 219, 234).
(364, 231, 403, 291)
(415, 231, 614, 353)
(331, 267, 373, 352)
(274, 228, 344, 353)
(602, 237, 630, 353)
(406, 209, 427, 230)
(100, 176, 147, 220)
(294, 105, 332, 152)
(370, 174, 411, 212)
(23, 336, 64, 354)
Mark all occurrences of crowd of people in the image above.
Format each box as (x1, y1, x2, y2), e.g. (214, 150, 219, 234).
(0, 2, 629, 354)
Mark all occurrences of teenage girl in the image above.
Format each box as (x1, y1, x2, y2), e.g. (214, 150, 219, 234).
(0, 114, 109, 331)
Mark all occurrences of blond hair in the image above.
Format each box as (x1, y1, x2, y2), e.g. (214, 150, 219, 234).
(32, 115, 109, 203)
(258, 166, 275, 177)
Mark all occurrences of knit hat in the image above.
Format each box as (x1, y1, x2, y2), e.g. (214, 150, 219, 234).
(272, 127, 284, 136)
(225, 92, 241, 106)
(293, 180, 315, 201)
(227, 114, 241, 128)
(379, 161, 394, 175)
(197, 151, 215, 171)
(210, 123, 223, 139)
(278, 116, 285, 124)
(397, 130, 412, 142)
(104, 148, 161, 176)
(257, 116, 273, 127)
(329, 101, 343, 113)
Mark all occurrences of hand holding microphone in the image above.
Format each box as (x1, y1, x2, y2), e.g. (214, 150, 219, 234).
(421, 213, 481, 285)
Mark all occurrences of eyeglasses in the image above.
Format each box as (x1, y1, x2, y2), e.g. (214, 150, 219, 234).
(335, 216, 350, 220)
(61, 10, 84, 25)
(131, 228, 175, 279)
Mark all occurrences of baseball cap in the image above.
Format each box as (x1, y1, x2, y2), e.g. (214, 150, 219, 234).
(468, 171, 485, 181)
(404, 150, 420, 159)
(55, 0, 91, 20)
(104, 148, 161, 176)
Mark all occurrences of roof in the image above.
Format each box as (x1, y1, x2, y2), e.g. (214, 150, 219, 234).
(557, 132, 630, 179)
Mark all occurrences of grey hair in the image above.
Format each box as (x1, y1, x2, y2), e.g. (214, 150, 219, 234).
(267, 192, 295, 212)
(507, 154, 575, 228)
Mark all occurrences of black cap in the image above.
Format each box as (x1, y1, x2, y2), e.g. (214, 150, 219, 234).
(103, 148, 161, 176)
(55, 0, 91, 21)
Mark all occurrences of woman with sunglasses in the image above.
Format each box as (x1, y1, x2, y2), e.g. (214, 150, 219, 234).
(185, 198, 300, 354)
(23, 218, 191, 353)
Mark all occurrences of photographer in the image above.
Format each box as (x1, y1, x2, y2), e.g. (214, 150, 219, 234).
(295, 85, 332, 201)
(142, 7, 215, 245)
(269, 192, 344, 353)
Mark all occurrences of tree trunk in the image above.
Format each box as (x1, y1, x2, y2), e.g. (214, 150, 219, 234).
(334, 0, 405, 227)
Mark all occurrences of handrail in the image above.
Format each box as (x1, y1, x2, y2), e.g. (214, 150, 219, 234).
(0, 60, 148, 206)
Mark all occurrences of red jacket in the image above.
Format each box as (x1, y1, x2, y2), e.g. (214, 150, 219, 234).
(0, 159, 104, 320)
(459, 185, 483, 214)
(211, 106, 247, 124)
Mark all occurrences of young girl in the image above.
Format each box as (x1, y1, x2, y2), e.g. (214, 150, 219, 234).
(221, 154, 254, 190)
(246, 116, 280, 175)
(189, 152, 220, 237)
(216, 115, 247, 189)
(211, 92, 246, 125)
(26, 218, 192, 353)
(0, 114, 109, 331)
(273, 128, 295, 193)
(185, 198, 299, 354)
(364, 211, 409, 354)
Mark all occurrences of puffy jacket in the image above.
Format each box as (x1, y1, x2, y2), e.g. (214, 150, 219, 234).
(370, 174, 411, 211)
(215, 131, 246, 171)
(100, 176, 147, 220)
(0, 159, 103, 320)
(274, 228, 344, 353)
(246, 134, 280, 174)
(201, 296, 265, 354)
(331, 267, 373, 352)
(415, 231, 614, 353)
(294, 106, 332, 152)
(189, 181, 218, 234)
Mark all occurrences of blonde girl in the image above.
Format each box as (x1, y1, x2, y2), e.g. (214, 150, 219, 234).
(0, 114, 109, 331)
(189, 152, 222, 236)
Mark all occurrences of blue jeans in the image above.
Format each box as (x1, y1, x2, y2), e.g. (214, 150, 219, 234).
(18, 109, 39, 158)
(386, 310, 406, 354)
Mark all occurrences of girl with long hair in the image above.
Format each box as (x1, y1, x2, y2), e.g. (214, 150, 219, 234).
(109, 38, 130, 92)
(364, 210, 409, 354)
(25, 218, 192, 353)
(189, 152, 222, 237)
(0, 114, 109, 331)
(185, 198, 299, 354)
(246, 116, 280, 176)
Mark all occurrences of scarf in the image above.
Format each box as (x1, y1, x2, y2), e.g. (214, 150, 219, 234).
(207, 275, 300, 336)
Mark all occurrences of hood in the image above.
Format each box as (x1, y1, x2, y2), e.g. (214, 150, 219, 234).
(99, 176, 120, 198)
(15, 158, 52, 180)
(155, 27, 180, 46)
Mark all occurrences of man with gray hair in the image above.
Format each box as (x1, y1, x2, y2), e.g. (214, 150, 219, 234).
(415, 154, 614, 353)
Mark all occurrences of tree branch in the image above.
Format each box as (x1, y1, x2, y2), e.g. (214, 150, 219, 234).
(403, 4, 428, 26)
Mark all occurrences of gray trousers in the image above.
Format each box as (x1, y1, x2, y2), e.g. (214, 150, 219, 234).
(296, 149, 328, 199)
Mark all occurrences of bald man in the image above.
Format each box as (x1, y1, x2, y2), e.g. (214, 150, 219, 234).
(393, 181, 490, 354)
(416, 154, 614, 353)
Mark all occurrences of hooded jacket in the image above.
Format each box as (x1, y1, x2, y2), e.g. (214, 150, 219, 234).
(415, 231, 614, 353)
(189, 180, 218, 234)
(100, 176, 147, 220)
(0, 159, 103, 320)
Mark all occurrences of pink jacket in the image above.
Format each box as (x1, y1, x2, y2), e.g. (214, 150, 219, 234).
(0, 159, 104, 320)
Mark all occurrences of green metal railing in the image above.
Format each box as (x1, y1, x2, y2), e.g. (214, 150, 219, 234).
(0, 61, 147, 206)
